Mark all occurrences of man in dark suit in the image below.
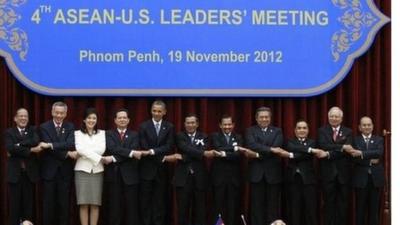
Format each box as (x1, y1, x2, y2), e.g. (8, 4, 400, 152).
(104, 109, 142, 225)
(245, 107, 287, 225)
(316, 106, 353, 225)
(173, 113, 215, 225)
(349, 116, 384, 225)
(38, 101, 77, 225)
(4, 108, 42, 225)
(210, 115, 244, 225)
(139, 100, 175, 225)
(285, 120, 320, 225)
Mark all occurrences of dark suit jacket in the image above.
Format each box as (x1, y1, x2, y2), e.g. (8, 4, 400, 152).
(4, 126, 40, 183)
(245, 125, 284, 184)
(210, 132, 242, 187)
(351, 135, 384, 188)
(285, 138, 317, 185)
(39, 120, 75, 180)
(105, 129, 140, 185)
(139, 119, 174, 180)
(317, 125, 352, 184)
(173, 131, 208, 190)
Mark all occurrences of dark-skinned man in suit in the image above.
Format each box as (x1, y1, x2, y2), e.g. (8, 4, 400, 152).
(139, 100, 175, 225)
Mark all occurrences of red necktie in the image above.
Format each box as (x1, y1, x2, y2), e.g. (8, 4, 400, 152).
(120, 131, 125, 141)
(19, 128, 26, 169)
(332, 128, 338, 141)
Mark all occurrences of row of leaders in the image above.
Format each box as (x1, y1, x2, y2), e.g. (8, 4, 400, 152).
(4, 100, 384, 225)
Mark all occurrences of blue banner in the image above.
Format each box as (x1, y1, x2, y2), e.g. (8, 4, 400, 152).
(0, 0, 390, 96)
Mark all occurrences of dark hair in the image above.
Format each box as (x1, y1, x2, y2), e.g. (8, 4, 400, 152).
(295, 119, 308, 128)
(114, 108, 129, 118)
(80, 107, 98, 134)
(185, 113, 199, 122)
(255, 106, 272, 118)
(151, 100, 166, 110)
(220, 114, 234, 123)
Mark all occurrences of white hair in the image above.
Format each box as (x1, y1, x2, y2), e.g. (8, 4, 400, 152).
(328, 106, 343, 117)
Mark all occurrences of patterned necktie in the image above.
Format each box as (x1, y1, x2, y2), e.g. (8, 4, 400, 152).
(365, 137, 370, 149)
(120, 131, 125, 141)
(56, 125, 61, 136)
(262, 128, 267, 135)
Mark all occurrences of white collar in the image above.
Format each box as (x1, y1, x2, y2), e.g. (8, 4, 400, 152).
(188, 132, 196, 137)
(152, 119, 162, 126)
(362, 134, 372, 139)
(53, 120, 62, 127)
(117, 128, 127, 134)
(17, 127, 26, 132)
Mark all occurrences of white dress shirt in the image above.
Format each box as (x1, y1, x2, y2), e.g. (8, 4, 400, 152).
(74, 130, 106, 173)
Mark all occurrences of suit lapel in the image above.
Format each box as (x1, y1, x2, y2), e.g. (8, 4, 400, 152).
(327, 126, 335, 142)
(158, 121, 167, 140)
(13, 127, 23, 141)
(48, 122, 60, 141)
(149, 121, 158, 140)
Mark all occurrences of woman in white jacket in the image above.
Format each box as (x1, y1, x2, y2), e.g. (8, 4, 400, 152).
(74, 108, 112, 225)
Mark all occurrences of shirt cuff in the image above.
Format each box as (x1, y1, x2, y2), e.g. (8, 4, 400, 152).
(221, 151, 227, 157)
(129, 150, 134, 158)
(50, 143, 54, 150)
(112, 156, 117, 163)
(308, 147, 313, 153)
(150, 149, 155, 155)
(234, 146, 239, 151)
(256, 153, 260, 158)
(289, 153, 294, 158)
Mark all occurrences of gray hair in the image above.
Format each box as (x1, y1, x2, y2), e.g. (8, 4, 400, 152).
(52, 101, 68, 111)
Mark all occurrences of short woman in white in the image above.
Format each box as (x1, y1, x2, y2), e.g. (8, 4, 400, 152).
(74, 108, 112, 225)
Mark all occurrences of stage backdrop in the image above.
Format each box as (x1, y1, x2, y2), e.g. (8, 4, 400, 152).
(0, 1, 391, 225)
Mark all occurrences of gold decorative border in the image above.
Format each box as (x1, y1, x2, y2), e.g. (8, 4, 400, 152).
(0, 0, 391, 96)
(0, 0, 28, 60)
(331, 0, 380, 62)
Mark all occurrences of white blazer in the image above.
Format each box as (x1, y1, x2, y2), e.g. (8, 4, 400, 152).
(74, 130, 106, 173)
